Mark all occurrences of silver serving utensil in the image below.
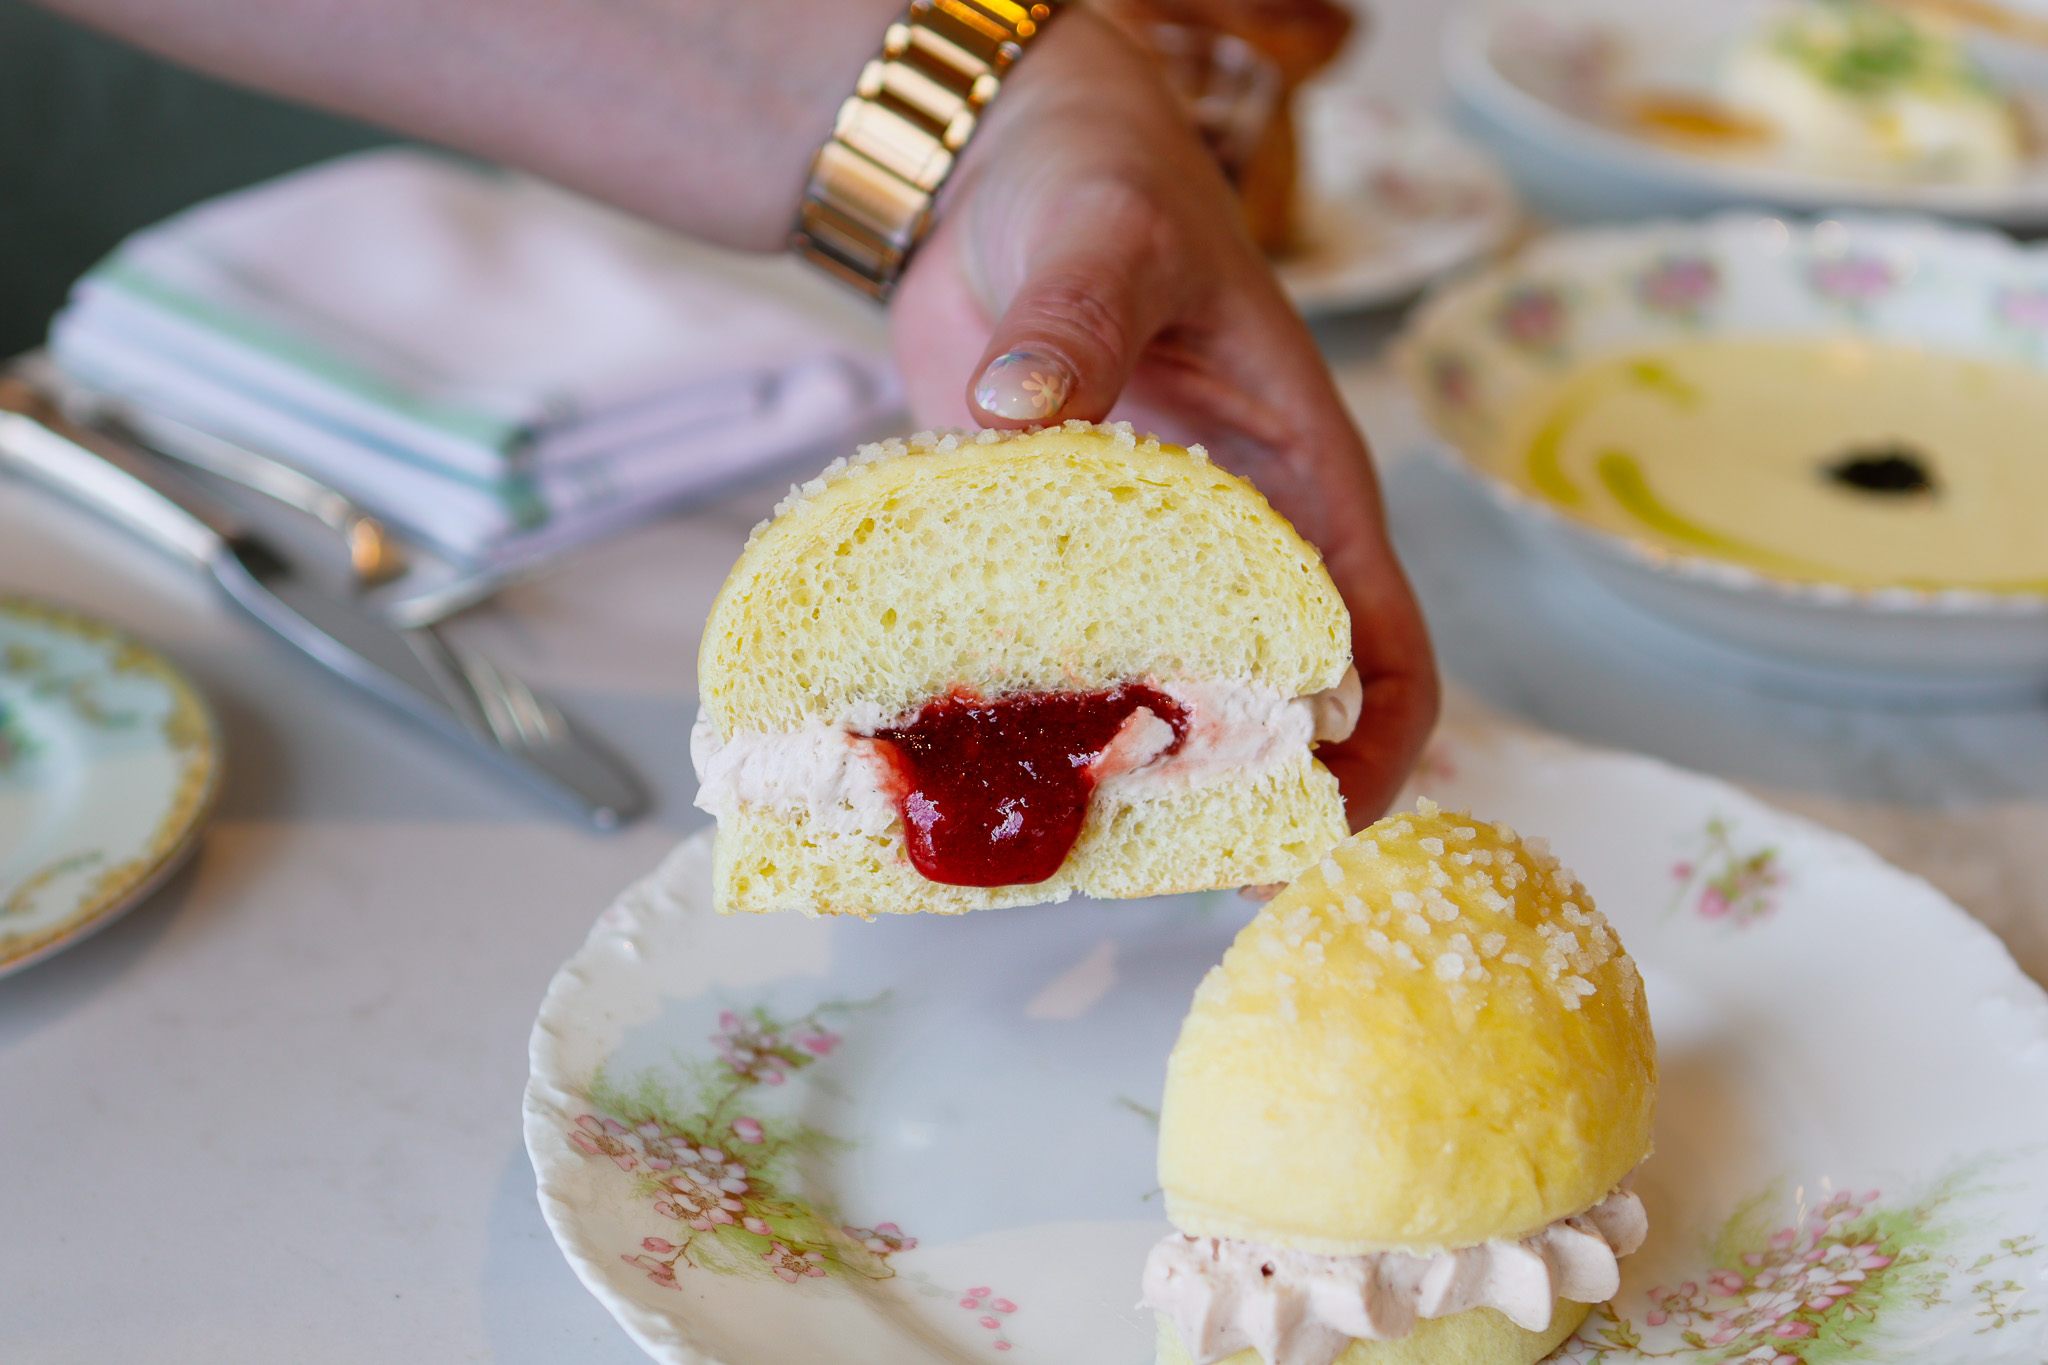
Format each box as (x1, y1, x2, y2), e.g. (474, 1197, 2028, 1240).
(0, 373, 645, 830)
(109, 400, 524, 630)
(23, 353, 409, 590)
(28, 361, 514, 629)
(92, 400, 408, 587)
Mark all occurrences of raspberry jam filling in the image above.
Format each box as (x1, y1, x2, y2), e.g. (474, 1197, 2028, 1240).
(869, 686, 1188, 887)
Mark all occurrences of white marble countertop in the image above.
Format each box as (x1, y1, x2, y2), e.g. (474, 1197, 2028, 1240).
(6, 10, 2046, 1365)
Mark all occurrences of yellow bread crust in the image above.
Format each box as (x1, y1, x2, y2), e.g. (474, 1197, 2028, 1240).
(698, 422, 1351, 736)
(1159, 807, 1657, 1253)
(1154, 1299, 1593, 1365)
(713, 756, 1346, 917)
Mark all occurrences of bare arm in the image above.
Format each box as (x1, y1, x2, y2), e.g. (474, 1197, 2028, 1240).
(36, 0, 900, 250)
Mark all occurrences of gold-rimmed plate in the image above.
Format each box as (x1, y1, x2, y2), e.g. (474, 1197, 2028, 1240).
(0, 597, 219, 977)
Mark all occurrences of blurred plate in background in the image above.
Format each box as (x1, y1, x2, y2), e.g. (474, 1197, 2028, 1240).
(0, 597, 218, 975)
(1280, 98, 1521, 315)
(1397, 213, 2048, 706)
(1447, 0, 2048, 227)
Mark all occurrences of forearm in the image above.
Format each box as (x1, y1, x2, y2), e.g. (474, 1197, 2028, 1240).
(35, 0, 901, 250)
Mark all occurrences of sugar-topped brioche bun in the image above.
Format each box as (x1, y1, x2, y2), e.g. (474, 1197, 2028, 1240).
(1159, 803, 1657, 1254)
(694, 422, 1356, 917)
(1154, 1300, 1592, 1365)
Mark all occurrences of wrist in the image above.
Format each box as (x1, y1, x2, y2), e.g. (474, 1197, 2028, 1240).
(790, 0, 1085, 298)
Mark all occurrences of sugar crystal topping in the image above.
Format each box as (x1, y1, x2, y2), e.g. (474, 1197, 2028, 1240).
(1237, 799, 1633, 1019)
(748, 421, 1208, 543)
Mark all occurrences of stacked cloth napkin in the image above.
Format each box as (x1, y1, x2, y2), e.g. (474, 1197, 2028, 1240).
(49, 149, 902, 566)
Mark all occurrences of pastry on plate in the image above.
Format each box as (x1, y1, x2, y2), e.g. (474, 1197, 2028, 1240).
(1722, 0, 2022, 183)
(692, 421, 1360, 917)
(1143, 801, 1657, 1364)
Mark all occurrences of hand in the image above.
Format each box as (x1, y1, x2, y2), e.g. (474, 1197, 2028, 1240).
(889, 11, 1438, 826)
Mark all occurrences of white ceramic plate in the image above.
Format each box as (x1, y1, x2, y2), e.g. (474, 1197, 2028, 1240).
(0, 597, 219, 977)
(1447, 0, 2048, 229)
(525, 719, 2048, 1364)
(1278, 98, 1520, 317)
(1394, 212, 2048, 706)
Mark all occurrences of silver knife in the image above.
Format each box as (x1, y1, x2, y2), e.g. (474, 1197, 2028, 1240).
(0, 374, 645, 830)
(27, 357, 517, 630)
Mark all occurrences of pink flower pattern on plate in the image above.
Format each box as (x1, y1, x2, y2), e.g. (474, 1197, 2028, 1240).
(1806, 254, 1899, 307)
(651, 1144, 750, 1230)
(1557, 1170, 2040, 1363)
(572, 1004, 2037, 1361)
(764, 1240, 828, 1282)
(795, 1028, 841, 1056)
(569, 993, 1018, 1352)
(844, 1222, 919, 1255)
(1493, 284, 1570, 353)
(1637, 254, 1722, 321)
(958, 1285, 1021, 1353)
(713, 1008, 798, 1086)
(1670, 817, 1783, 927)
(568, 1115, 638, 1170)
(1428, 352, 1478, 412)
(1996, 284, 2048, 346)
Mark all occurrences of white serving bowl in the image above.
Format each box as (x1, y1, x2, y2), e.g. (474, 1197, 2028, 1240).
(1445, 0, 2048, 229)
(1394, 213, 2048, 705)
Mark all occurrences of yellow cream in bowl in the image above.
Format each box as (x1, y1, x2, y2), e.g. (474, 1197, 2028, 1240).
(1493, 337, 2048, 593)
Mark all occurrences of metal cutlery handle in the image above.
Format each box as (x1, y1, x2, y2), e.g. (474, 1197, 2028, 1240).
(86, 396, 409, 588)
(0, 375, 243, 570)
(0, 372, 645, 829)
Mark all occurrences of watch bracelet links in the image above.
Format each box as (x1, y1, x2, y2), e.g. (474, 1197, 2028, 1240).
(793, 0, 1063, 300)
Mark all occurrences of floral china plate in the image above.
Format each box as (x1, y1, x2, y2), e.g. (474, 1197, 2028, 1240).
(1396, 212, 2048, 706)
(0, 597, 219, 977)
(525, 718, 2048, 1365)
(1278, 98, 1520, 317)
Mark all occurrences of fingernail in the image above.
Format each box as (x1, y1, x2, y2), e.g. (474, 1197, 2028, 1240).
(973, 349, 1072, 422)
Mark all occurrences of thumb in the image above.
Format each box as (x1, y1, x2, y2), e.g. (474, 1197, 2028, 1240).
(965, 222, 1175, 427)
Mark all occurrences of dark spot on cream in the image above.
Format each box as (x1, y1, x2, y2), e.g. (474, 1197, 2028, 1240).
(1824, 445, 1936, 497)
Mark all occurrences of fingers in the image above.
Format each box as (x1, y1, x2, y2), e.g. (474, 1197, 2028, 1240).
(964, 182, 1183, 427)
(1303, 430, 1440, 829)
(899, 135, 1440, 824)
(1319, 540, 1440, 828)
(1169, 272, 1439, 827)
(888, 216, 986, 430)
(1274, 383, 1438, 826)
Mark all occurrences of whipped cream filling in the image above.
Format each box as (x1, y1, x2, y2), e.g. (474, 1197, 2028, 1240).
(1142, 1184, 1647, 1365)
(691, 669, 1361, 836)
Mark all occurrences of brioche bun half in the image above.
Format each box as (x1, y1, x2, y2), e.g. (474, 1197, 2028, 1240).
(697, 423, 1355, 916)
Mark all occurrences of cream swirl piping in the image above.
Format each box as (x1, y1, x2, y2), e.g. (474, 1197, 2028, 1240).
(1142, 1185, 1647, 1365)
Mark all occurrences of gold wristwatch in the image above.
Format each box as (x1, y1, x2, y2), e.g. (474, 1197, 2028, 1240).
(793, 0, 1065, 300)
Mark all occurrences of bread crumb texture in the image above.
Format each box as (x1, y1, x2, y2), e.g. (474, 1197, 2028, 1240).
(714, 755, 1345, 916)
(1159, 803, 1658, 1254)
(698, 423, 1350, 735)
